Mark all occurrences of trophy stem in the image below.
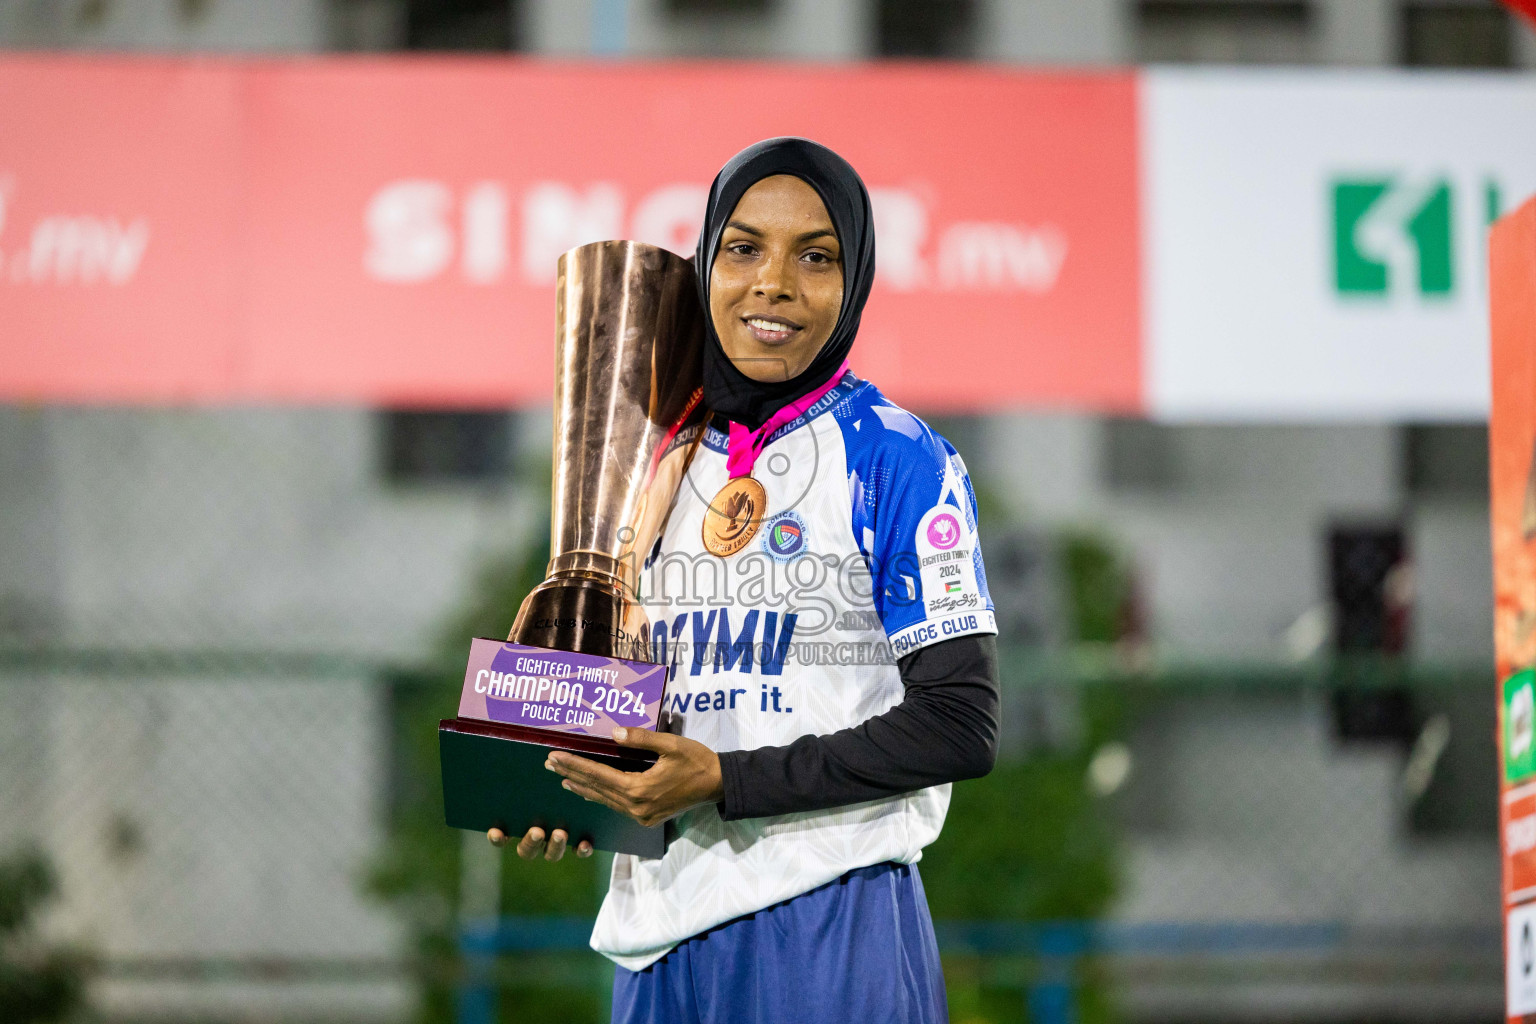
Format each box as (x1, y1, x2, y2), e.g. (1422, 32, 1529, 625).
(509, 572, 650, 663)
(545, 551, 636, 592)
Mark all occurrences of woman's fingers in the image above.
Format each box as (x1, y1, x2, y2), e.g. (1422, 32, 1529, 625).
(515, 826, 547, 860)
(561, 775, 633, 818)
(547, 751, 632, 795)
(491, 826, 593, 860)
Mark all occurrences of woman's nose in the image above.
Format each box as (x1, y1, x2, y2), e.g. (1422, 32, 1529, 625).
(752, 254, 794, 300)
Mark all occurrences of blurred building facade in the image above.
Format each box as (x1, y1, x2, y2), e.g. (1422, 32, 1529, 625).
(1, 1, 1531, 1021)
(6, 0, 1533, 67)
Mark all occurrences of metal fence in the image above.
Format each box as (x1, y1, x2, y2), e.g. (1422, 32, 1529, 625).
(0, 405, 1502, 1023)
(0, 649, 1501, 1024)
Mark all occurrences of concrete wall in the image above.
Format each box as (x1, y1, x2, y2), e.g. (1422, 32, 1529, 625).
(523, 0, 869, 59)
(980, 416, 1492, 662)
(0, 0, 328, 51)
(2, 407, 542, 657)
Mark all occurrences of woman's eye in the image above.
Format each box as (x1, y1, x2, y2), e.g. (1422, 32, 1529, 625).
(727, 242, 756, 257)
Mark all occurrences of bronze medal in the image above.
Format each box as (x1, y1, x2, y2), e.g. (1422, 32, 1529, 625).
(701, 476, 767, 557)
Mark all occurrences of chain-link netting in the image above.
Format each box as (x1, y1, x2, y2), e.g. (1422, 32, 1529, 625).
(0, 406, 1502, 1024)
(0, 663, 1499, 1024)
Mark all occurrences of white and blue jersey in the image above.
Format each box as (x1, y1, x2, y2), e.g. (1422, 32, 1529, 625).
(590, 371, 996, 971)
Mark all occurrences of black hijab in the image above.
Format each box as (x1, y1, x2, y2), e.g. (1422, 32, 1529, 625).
(694, 137, 876, 431)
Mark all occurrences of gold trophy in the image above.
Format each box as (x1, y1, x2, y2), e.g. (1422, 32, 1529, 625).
(439, 240, 705, 857)
(508, 240, 706, 660)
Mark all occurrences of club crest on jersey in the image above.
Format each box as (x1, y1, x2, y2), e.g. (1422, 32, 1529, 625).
(761, 510, 808, 562)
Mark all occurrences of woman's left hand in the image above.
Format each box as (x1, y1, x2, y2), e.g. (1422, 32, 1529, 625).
(546, 727, 724, 828)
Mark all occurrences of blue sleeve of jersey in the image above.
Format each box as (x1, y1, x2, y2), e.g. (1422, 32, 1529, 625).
(836, 391, 997, 658)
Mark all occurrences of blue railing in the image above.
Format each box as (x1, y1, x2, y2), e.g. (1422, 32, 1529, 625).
(455, 917, 1496, 1024)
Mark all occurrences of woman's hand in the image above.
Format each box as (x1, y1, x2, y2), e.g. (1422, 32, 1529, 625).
(547, 727, 724, 828)
(487, 826, 594, 860)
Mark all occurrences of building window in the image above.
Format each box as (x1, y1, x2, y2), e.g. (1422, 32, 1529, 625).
(380, 411, 514, 484)
(1327, 523, 1417, 747)
(1137, 0, 1314, 64)
(1402, 423, 1489, 498)
(405, 0, 516, 51)
(657, 0, 779, 58)
(877, 0, 977, 59)
(1401, 2, 1513, 68)
(1328, 523, 1410, 656)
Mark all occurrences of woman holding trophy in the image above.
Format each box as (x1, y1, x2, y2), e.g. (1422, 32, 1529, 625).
(490, 138, 1000, 1023)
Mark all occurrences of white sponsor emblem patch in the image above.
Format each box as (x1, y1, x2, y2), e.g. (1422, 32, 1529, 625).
(914, 504, 978, 618)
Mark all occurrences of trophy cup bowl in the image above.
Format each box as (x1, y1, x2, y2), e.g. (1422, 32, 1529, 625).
(439, 240, 705, 857)
(509, 240, 705, 660)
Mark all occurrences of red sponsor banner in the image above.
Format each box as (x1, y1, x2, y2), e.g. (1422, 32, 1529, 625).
(0, 57, 244, 402)
(1492, 197, 1536, 1020)
(0, 55, 1139, 411)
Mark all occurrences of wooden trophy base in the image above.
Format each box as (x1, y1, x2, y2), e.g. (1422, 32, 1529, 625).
(438, 716, 665, 859)
(441, 577, 668, 858)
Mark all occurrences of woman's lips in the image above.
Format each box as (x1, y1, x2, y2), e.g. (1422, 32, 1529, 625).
(742, 315, 803, 344)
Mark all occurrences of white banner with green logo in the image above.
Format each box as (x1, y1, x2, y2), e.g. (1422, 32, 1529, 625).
(1143, 70, 1536, 421)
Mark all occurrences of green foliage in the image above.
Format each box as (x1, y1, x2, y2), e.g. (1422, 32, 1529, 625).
(945, 967, 1117, 1024)
(1059, 530, 1132, 645)
(921, 684, 1126, 1023)
(921, 680, 1124, 918)
(492, 979, 606, 1022)
(0, 850, 87, 1024)
(922, 757, 1116, 922)
(922, 525, 1131, 1023)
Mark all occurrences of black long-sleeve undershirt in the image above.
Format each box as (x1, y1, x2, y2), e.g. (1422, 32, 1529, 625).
(715, 633, 1000, 821)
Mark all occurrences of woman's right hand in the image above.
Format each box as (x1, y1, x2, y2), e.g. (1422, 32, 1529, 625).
(488, 826, 594, 861)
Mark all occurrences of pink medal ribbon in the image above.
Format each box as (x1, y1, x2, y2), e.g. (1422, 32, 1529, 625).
(725, 361, 850, 480)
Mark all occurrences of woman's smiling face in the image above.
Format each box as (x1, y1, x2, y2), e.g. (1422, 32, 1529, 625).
(709, 174, 844, 384)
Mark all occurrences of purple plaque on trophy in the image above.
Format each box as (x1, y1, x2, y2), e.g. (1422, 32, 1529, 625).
(458, 638, 667, 737)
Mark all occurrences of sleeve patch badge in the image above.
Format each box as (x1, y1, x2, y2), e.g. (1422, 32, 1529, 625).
(914, 504, 979, 618)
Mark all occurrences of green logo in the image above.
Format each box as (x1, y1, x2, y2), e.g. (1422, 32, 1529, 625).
(1506, 668, 1536, 784)
(1332, 177, 1454, 297)
(1331, 176, 1506, 301)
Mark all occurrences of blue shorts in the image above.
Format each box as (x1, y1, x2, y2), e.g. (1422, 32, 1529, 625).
(610, 861, 948, 1024)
